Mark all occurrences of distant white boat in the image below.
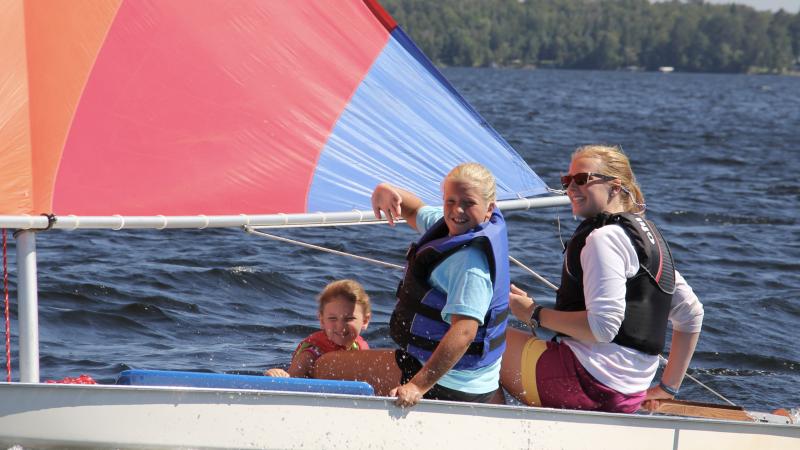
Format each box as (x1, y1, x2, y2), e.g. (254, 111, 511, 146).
(659, 66, 676, 73)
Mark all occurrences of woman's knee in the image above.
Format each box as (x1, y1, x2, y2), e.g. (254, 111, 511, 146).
(507, 327, 533, 347)
(502, 327, 532, 368)
(500, 328, 532, 395)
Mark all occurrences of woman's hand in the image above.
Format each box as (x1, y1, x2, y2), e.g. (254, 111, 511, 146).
(371, 183, 404, 226)
(264, 368, 290, 378)
(390, 382, 425, 408)
(509, 283, 536, 323)
(640, 384, 675, 411)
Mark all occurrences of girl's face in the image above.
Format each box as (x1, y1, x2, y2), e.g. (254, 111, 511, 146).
(442, 179, 494, 236)
(318, 296, 369, 348)
(565, 157, 621, 218)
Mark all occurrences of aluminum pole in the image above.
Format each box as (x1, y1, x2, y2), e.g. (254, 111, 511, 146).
(0, 195, 572, 231)
(15, 230, 39, 383)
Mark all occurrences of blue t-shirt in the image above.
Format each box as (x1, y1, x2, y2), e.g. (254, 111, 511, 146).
(414, 206, 501, 394)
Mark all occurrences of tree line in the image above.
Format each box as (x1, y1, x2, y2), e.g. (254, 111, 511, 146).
(381, 0, 800, 73)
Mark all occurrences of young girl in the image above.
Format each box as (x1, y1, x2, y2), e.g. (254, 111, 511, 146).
(265, 279, 371, 378)
(313, 163, 509, 407)
(500, 145, 704, 413)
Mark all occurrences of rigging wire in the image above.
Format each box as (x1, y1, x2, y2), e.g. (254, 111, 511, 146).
(246, 225, 736, 406)
(246, 228, 554, 284)
(556, 214, 566, 251)
(657, 355, 736, 406)
(508, 256, 558, 291)
(246, 228, 404, 270)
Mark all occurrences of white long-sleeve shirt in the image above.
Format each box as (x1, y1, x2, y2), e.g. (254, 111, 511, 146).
(562, 224, 704, 394)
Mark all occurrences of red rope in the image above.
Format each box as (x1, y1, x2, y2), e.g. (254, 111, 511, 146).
(3, 229, 10, 382)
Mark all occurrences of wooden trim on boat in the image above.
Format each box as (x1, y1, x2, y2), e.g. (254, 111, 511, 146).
(653, 399, 753, 422)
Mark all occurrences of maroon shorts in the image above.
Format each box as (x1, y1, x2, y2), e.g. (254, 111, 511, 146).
(520, 338, 645, 413)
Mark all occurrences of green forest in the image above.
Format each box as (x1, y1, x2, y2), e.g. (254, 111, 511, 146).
(381, 0, 800, 73)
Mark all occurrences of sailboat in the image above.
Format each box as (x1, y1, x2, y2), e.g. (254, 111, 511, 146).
(0, 1, 797, 448)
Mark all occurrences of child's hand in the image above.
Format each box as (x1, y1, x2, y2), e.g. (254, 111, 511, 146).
(264, 368, 290, 378)
(371, 183, 403, 226)
(390, 382, 424, 408)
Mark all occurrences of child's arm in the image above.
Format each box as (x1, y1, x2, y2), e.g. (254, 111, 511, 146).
(264, 345, 319, 378)
(371, 183, 425, 231)
(285, 350, 317, 378)
(391, 314, 479, 406)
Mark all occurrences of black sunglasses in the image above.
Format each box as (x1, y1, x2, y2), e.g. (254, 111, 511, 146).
(560, 172, 617, 190)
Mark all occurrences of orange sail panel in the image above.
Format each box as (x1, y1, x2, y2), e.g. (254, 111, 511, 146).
(0, 0, 33, 215)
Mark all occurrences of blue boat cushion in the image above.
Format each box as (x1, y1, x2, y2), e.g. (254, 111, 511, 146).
(115, 369, 374, 396)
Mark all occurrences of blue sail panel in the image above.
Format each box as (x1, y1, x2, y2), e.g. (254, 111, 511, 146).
(306, 28, 548, 212)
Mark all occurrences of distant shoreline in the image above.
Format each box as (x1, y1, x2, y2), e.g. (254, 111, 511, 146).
(436, 64, 800, 77)
(385, 0, 800, 75)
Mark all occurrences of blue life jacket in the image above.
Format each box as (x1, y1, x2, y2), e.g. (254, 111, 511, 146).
(556, 212, 676, 355)
(390, 208, 509, 370)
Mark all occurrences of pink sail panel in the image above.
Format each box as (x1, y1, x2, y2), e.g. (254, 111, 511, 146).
(52, 1, 389, 215)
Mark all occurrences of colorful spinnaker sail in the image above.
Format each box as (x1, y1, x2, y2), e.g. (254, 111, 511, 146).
(0, 0, 548, 218)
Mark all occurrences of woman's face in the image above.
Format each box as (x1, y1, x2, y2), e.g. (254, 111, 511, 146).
(565, 157, 620, 218)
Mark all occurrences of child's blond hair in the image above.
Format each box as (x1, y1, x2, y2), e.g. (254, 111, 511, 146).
(318, 279, 371, 316)
(445, 162, 497, 203)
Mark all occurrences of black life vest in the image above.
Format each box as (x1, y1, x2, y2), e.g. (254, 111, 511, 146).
(390, 208, 509, 370)
(555, 212, 676, 355)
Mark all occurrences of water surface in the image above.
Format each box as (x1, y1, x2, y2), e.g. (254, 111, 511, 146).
(5, 68, 799, 411)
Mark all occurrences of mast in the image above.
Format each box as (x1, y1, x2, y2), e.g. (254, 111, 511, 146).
(15, 230, 39, 383)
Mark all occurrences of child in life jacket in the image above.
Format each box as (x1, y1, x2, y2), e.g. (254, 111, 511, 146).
(313, 162, 509, 407)
(265, 279, 371, 378)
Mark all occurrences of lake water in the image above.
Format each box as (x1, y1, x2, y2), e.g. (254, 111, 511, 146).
(4, 68, 799, 411)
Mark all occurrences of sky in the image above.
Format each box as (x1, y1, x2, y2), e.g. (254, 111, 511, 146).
(692, 1, 799, 12)
(652, 1, 800, 12)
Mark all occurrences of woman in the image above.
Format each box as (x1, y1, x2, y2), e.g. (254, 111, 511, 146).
(500, 145, 704, 413)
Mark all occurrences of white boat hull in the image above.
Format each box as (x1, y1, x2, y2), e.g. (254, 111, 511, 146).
(0, 383, 797, 449)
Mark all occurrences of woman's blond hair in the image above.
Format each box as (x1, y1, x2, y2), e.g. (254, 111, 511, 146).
(318, 279, 371, 316)
(445, 162, 497, 203)
(572, 145, 646, 214)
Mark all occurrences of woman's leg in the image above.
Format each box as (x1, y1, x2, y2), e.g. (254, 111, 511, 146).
(499, 327, 534, 403)
(502, 330, 608, 411)
(313, 349, 402, 396)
